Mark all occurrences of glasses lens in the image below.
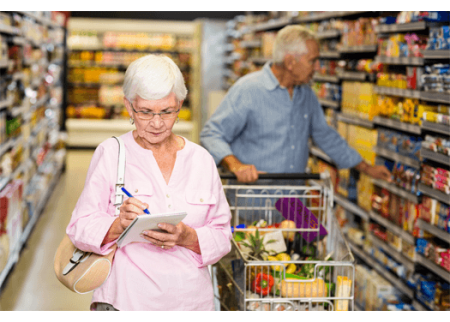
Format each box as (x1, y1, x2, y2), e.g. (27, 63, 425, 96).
(161, 111, 178, 120)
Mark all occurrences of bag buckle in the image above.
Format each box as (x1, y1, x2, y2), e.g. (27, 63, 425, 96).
(62, 249, 92, 275)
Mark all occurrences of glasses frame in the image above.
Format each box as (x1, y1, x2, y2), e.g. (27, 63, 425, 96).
(130, 102, 180, 121)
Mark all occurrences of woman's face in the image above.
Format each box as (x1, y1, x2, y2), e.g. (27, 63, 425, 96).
(125, 93, 182, 146)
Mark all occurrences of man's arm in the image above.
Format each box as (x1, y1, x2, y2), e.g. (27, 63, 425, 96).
(310, 94, 392, 181)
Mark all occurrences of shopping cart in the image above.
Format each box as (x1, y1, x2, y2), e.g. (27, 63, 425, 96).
(211, 173, 355, 311)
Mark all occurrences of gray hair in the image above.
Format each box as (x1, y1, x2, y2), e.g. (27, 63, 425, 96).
(272, 25, 318, 64)
(123, 54, 187, 103)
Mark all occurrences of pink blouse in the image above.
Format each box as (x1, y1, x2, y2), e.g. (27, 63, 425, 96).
(66, 131, 232, 310)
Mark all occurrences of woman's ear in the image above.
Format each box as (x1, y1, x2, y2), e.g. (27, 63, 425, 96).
(124, 98, 133, 117)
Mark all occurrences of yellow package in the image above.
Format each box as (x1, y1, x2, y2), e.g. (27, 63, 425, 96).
(335, 276, 352, 311)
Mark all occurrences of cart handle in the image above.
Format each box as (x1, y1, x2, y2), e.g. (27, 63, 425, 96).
(219, 172, 328, 180)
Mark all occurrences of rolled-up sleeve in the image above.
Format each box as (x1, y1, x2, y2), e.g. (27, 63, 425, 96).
(311, 96, 362, 169)
(66, 143, 117, 255)
(191, 166, 232, 267)
(200, 90, 248, 166)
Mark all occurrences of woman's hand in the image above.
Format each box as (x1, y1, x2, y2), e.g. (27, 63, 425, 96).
(101, 197, 149, 246)
(141, 222, 201, 254)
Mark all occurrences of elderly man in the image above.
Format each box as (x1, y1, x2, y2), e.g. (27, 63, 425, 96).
(200, 25, 391, 183)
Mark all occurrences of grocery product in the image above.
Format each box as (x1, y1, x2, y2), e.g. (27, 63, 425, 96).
(280, 278, 326, 298)
(341, 81, 378, 120)
(420, 164, 450, 195)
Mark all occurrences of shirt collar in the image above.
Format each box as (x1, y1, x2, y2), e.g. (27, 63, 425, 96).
(262, 61, 281, 91)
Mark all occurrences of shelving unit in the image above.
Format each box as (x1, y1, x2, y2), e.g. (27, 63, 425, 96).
(0, 10, 67, 292)
(222, 11, 450, 311)
(65, 18, 202, 146)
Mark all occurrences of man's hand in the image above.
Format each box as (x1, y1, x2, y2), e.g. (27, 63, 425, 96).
(356, 161, 392, 183)
(220, 155, 264, 183)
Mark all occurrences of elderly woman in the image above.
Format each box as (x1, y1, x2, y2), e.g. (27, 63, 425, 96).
(66, 54, 232, 311)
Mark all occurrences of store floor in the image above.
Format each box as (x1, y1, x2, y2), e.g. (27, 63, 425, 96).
(0, 150, 95, 311)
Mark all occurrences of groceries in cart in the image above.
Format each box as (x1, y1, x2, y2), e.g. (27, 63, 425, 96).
(219, 182, 354, 311)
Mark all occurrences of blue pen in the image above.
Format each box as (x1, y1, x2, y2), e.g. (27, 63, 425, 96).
(121, 187, 151, 215)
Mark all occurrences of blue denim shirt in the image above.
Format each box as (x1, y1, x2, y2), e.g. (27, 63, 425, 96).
(200, 62, 362, 174)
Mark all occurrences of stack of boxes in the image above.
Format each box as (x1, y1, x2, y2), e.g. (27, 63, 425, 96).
(341, 81, 378, 120)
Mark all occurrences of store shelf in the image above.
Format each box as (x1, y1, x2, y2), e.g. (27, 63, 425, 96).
(418, 183, 449, 205)
(369, 234, 415, 271)
(374, 146, 420, 168)
(294, 11, 367, 23)
(337, 71, 371, 81)
(338, 45, 377, 53)
(318, 98, 340, 109)
(420, 91, 450, 105)
(66, 119, 194, 147)
(372, 116, 421, 135)
(348, 241, 414, 299)
(374, 86, 421, 99)
(417, 219, 450, 244)
(421, 121, 450, 136)
(0, 24, 19, 35)
(0, 156, 64, 291)
(336, 113, 374, 128)
(316, 29, 341, 39)
(416, 254, 450, 283)
(422, 50, 450, 60)
(240, 40, 262, 48)
(369, 210, 415, 244)
(372, 178, 419, 204)
(413, 300, 430, 311)
(334, 193, 370, 221)
(312, 74, 340, 83)
(249, 16, 292, 32)
(375, 56, 424, 66)
(319, 51, 340, 59)
(420, 148, 450, 166)
(375, 21, 427, 33)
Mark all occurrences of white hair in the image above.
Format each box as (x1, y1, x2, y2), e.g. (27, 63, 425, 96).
(123, 54, 187, 103)
(272, 25, 318, 64)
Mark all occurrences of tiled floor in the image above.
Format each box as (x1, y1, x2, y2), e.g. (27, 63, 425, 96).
(0, 150, 95, 311)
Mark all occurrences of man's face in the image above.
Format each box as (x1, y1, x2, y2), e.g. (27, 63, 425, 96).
(288, 39, 320, 85)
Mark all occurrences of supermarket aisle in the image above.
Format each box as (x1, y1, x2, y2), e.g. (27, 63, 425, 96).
(0, 150, 95, 311)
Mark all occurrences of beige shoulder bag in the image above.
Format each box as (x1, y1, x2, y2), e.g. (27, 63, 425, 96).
(54, 136, 126, 294)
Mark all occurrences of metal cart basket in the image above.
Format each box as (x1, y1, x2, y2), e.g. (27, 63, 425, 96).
(211, 173, 355, 311)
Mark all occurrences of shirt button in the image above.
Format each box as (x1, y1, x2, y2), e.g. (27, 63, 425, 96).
(304, 114, 308, 118)
(166, 194, 170, 198)
(291, 125, 294, 129)
(168, 205, 171, 208)
(135, 189, 138, 193)
(200, 198, 204, 203)
(291, 145, 295, 149)
(290, 165, 294, 169)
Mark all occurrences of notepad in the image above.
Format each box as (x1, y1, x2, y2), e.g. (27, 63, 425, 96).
(116, 211, 187, 247)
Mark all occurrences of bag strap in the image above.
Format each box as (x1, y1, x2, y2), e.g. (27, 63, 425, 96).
(112, 136, 126, 216)
(62, 137, 124, 276)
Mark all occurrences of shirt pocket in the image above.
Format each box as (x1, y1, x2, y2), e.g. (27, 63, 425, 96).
(111, 181, 154, 215)
(184, 189, 216, 227)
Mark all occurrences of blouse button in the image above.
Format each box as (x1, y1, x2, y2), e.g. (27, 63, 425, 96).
(200, 198, 204, 203)
(135, 189, 138, 193)
(166, 194, 170, 198)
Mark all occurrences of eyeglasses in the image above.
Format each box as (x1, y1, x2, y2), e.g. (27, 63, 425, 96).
(130, 102, 180, 121)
